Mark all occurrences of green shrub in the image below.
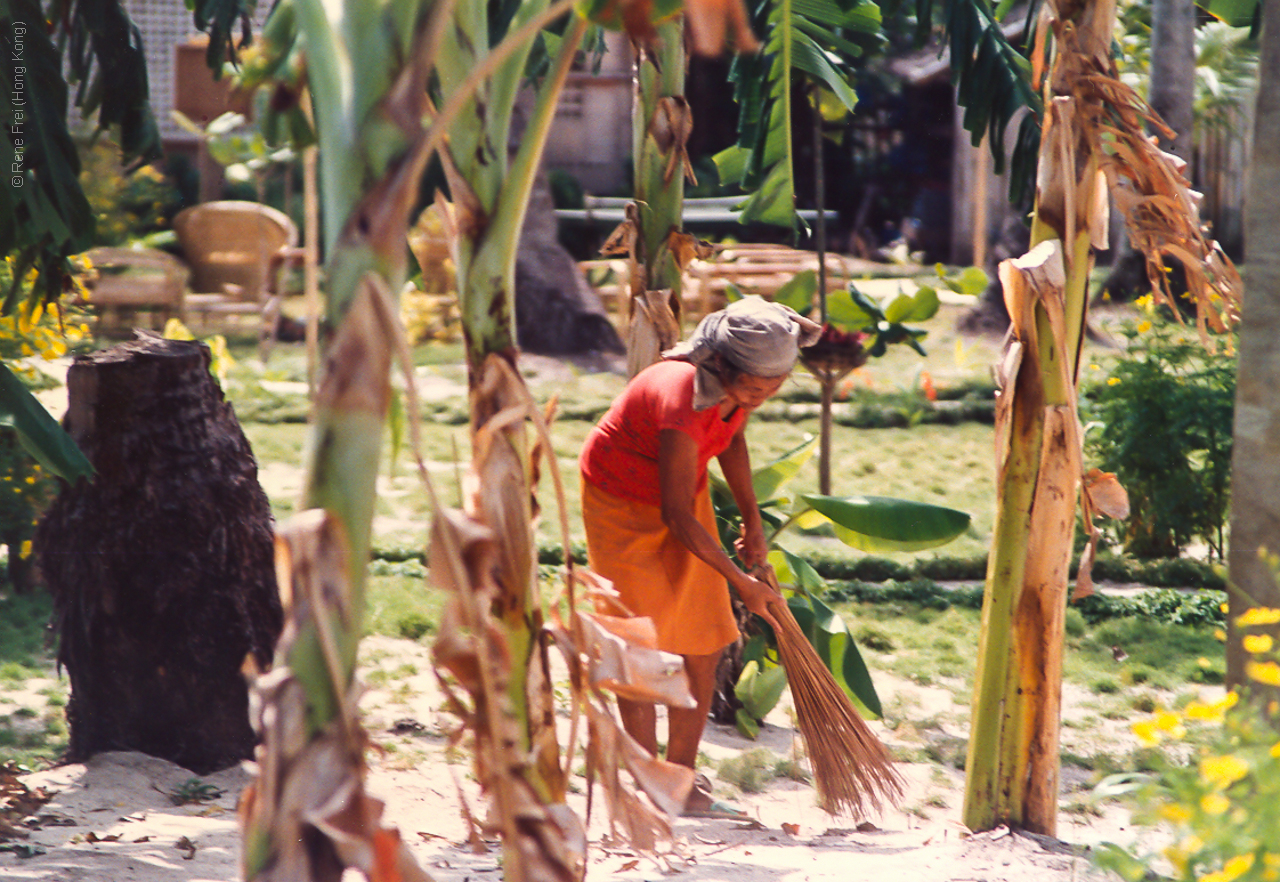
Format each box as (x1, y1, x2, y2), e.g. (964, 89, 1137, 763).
(1085, 315, 1235, 559)
(79, 138, 183, 247)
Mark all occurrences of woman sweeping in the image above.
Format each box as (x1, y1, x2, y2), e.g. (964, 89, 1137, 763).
(579, 296, 821, 818)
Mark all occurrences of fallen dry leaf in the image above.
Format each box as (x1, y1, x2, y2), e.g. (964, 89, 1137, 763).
(175, 835, 197, 860)
(618, 858, 640, 871)
(781, 822, 801, 836)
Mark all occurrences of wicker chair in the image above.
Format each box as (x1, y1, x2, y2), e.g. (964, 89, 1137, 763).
(173, 201, 299, 334)
(79, 247, 190, 332)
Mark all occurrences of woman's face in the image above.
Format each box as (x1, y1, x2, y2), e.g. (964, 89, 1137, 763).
(723, 373, 787, 412)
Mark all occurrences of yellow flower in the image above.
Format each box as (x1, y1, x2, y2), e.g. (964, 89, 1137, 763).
(1215, 628, 1228, 642)
(1244, 633, 1275, 654)
(1137, 320, 1152, 334)
(1247, 660, 1280, 687)
(1186, 693, 1238, 723)
(1133, 719, 1161, 746)
(1201, 792, 1230, 815)
(1220, 854, 1256, 882)
(1159, 803, 1192, 823)
(1237, 608, 1280, 627)
(1136, 294, 1153, 309)
(1151, 710, 1185, 739)
(1200, 754, 1250, 788)
(1107, 377, 1121, 386)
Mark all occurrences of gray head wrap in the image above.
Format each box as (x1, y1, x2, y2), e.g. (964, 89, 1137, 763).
(663, 295, 823, 410)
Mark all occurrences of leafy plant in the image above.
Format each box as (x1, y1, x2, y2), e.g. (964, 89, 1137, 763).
(714, 0, 881, 229)
(171, 110, 298, 202)
(78, 139, 183, 248)
(168, 777, 224, 805)
(711, 436, 970, 735)
(1085, 311, 1236, 559)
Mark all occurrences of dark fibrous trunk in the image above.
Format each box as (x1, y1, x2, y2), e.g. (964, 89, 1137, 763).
(36, 334, 282, 774)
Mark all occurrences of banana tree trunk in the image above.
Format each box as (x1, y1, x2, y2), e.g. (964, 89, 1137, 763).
(962, 0, 1241, 833)
(238, 0, 443, 878)
(431, 6, 589, 878)
(962, 0, 1113, 836)
(626, 17, 691, 376)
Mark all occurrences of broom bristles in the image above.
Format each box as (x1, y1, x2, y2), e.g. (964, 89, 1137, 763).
(762, 571, 905, 818)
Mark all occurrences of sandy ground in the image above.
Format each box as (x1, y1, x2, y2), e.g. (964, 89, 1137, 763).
(1, 635, 1156, 882)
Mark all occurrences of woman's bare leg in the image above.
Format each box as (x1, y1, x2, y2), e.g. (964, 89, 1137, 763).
(616, 697, 658, 756)
(667, 650, 721, 770)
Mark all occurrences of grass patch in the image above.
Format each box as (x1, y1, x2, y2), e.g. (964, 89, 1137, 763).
(1065, 615, 1226, 691)
(0, 592, 54, 671)
(716, 748, 799, 794)
(365, 573, 445, 643)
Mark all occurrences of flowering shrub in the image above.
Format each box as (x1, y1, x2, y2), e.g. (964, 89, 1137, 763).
(1085, 302, 1236, 559)
(1098, 601, 1280, 882)
(0, 265, 92, 590)
(78, 138, 183, 247)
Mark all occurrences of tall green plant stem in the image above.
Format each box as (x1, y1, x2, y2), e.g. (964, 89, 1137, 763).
(962, 3, 1110, 829)
(634, 17, 688, 305)
(241, 1, 447, 878)
(436, 0, 586, 814)
(625, 17, 690, 376)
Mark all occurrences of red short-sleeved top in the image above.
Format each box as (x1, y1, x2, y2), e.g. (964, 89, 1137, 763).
(580, 361, 747, 506)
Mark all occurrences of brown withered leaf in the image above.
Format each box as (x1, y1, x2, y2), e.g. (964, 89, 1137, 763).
(1083, 468, 1130, 520)
(649, 97, 697, 185)
(577, 612, 696, 707)
(626, 288, 681, 376)
(584, 703, 690, 854)
(667, 231, 715, 273)
(600, 214, 638, 259)
(782, 822, 801, 836)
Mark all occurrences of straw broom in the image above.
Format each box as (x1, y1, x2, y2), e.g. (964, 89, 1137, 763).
(756, 566, 905, 818)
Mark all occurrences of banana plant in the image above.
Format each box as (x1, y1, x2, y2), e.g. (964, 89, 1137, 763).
(958, 0, 1241, 837)
(710, 436, 970, 736)
(232, 0, 448, 877)
(713, 0, 880, 229)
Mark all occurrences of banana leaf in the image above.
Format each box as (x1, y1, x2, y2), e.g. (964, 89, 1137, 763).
(801, 493, 971, 552)
(0, 364, 92, 482)
(788, 592, 882, 718)
(714, 0, 880, 229)
(734, 659, 789, 733)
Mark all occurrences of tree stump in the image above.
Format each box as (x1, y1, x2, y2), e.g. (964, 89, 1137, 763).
(35, 334, 282, 774)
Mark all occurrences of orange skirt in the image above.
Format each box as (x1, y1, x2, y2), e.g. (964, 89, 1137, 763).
(581, 479, 739, 657)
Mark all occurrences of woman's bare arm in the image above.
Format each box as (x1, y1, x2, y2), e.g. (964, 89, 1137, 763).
(716, 427, 768, 568)
(658, 429, 776, 616)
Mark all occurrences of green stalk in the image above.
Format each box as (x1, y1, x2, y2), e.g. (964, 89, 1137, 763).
(633, 17, 688, 305)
